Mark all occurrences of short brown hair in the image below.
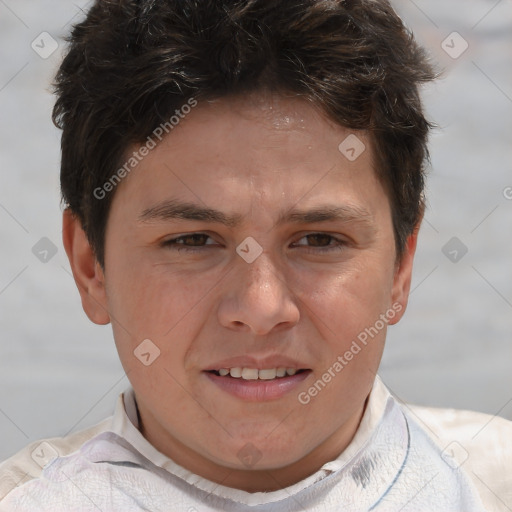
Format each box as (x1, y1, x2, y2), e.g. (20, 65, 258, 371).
(53, 0, 435, 267)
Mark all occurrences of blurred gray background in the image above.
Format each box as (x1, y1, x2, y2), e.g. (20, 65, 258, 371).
(0, 0, 511, 462)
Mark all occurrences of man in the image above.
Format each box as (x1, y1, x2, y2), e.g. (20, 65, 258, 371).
(1, 0, 511, 510)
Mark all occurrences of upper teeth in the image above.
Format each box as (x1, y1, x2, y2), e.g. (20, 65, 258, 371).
(217, 367, 298, 380)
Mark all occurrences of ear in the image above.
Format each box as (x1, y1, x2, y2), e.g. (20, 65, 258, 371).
(62, 209, 110, 325)
(388, 217, 422, 326)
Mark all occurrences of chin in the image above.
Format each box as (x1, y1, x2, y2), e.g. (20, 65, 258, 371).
(211, 436, 306, 470)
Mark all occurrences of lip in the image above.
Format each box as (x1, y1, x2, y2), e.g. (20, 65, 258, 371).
(204, 369, 312, 401)
(204, 355, 310, 372)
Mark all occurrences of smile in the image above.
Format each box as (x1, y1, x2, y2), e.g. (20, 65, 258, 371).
(209, 367, 305, 380)
(205, 368, 312, 401)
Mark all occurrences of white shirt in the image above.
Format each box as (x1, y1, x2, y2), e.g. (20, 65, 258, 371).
(1, 376, 511, 511)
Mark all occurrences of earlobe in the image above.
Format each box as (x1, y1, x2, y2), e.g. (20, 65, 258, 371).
(62, 209, 111, 325)
(388, 222, 421, 326)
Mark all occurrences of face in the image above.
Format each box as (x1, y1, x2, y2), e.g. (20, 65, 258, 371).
(65, 92, 417, 491)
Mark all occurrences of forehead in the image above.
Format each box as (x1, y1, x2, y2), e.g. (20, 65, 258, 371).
(110, 93, 388, 224)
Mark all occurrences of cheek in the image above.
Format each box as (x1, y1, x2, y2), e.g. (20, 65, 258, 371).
(293, 256, 395, 347)
(108, 258, 201, 325)
(293, 265, 391, 421)
(104, 257, 222, 371)
(105, 263, 222, 411)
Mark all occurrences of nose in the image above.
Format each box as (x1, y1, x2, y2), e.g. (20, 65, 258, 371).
(217, 252, 301, 335)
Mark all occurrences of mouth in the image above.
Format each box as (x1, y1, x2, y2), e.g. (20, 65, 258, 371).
(204, 366, 312, 401)
(207, 367, 309, 380)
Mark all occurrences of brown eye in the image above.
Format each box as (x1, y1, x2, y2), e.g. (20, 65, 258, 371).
(162, 233, 216, 250)
(305, 234, 333, 247)
(293, 233, 346, 253)
(177, 234, 209, 246)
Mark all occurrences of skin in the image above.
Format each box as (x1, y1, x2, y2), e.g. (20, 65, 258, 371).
(63, 92, 419, 492)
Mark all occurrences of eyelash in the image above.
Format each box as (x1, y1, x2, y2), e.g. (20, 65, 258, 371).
(161, 233, 347, 253)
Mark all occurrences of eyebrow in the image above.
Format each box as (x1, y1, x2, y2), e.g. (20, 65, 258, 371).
(138, 199, 374, 228)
